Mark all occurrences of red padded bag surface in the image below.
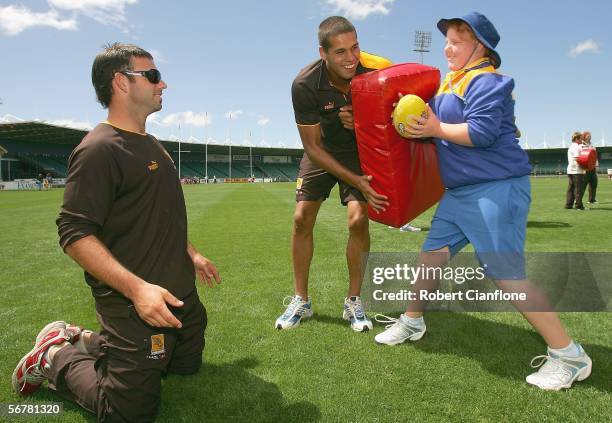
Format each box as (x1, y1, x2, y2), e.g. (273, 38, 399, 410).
(351, 63, 445, 227)
(576, 147, 597, 171)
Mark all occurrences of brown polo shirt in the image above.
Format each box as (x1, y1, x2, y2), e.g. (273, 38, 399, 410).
(57, 123, 195, 307)
(291, 59, 375, 154)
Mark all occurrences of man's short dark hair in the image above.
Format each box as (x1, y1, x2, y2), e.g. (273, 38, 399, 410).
(91, 43, 153, 108)
(318, 16, 356, 51)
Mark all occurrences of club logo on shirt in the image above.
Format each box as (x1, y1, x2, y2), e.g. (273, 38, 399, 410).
(148, 161, 159, 171)
(324, 101, 335, 110)
(147, 334, 166, 359)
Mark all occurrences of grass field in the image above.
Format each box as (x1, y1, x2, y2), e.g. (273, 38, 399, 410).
(1, 178, 611, 422)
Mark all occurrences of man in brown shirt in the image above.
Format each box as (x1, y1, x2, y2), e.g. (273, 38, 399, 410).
(274, 17, 389, 332)
(12, 43, 220, 422)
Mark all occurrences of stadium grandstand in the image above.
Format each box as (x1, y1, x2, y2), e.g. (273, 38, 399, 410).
(1, 121, 611, 184)
(523, 146, 612, 177)
(0, 122, 302, 184)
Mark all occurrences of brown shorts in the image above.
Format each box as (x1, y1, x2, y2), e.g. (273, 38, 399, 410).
(295, 151, 365, 205)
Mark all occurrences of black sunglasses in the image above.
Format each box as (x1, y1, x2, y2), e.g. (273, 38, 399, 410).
(119, 68, 162, 84)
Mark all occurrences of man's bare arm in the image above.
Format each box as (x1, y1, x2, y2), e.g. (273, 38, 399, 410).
(65, 235, 183, 328)
(187, 241, 221, 288)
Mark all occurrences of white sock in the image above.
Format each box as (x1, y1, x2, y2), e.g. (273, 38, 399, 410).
(401, 314, 425, 328)
(72, 330, 93, 355)
(42, 341, 69, 366)
(549, 341, 582, 358)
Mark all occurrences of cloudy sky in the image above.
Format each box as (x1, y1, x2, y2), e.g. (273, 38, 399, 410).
(0, 0, 610, 148)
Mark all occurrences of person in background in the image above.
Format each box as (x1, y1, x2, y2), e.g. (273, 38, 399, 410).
(582, 131, 598, 204)
(566, 131, 586, 210)
(36, 173, 43, 191)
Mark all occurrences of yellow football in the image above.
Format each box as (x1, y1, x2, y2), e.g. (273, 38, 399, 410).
(392, 94, 427, 138)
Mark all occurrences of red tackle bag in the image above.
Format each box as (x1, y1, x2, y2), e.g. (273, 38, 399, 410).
(576, 147, 597, 171)
(351, 63, 445, 227)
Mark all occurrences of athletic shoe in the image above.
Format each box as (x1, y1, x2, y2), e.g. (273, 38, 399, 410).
(399, 223, 421, 232)
(374, 314, 426, 345)
(275, 295, 313, 330)
(12, 322, 76, 396)
(342, 296, 373, 332)
(526, 346, 592, 391)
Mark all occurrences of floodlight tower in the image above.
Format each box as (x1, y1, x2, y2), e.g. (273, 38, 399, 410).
(178, 124, 182, 179)
(413, 31, 432, 64)
(226, 111, 238, 179)
(204, 112, 209, 179)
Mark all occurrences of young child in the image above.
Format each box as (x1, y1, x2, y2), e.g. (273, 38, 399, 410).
(374, 12, 592, 391)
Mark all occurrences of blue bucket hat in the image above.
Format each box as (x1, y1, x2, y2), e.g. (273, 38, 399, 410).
(437, 12, 501, 68)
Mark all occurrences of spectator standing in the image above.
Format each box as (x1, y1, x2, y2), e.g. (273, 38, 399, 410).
(582, 131, 598, 204)
(566, 132, 586, 210)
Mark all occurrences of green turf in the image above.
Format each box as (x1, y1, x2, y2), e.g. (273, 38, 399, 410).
(1, 178, 611, 422)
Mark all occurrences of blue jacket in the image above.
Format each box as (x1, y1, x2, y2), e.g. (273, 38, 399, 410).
(431, 58, 531, 189)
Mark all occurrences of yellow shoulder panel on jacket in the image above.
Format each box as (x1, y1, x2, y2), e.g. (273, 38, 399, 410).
(437, 65, 496, 98)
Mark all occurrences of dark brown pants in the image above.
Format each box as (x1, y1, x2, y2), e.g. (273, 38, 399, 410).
(584, 170, 598, 203)
(48, 290, 207, 422)
(566, 174, 585, 209)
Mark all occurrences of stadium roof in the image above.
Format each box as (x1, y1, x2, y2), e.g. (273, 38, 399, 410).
(2, 121, 610, 156)
(0, 122, 86, 145)
(0, 121, 304, 156)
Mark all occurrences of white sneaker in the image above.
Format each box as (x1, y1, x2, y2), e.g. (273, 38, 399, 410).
(275, 295, 313, 330)
(342, 296, 373, 332)
(374, 314, 426, 345)
(526, 345, 592, 390)
(399, 223, 421, 232)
